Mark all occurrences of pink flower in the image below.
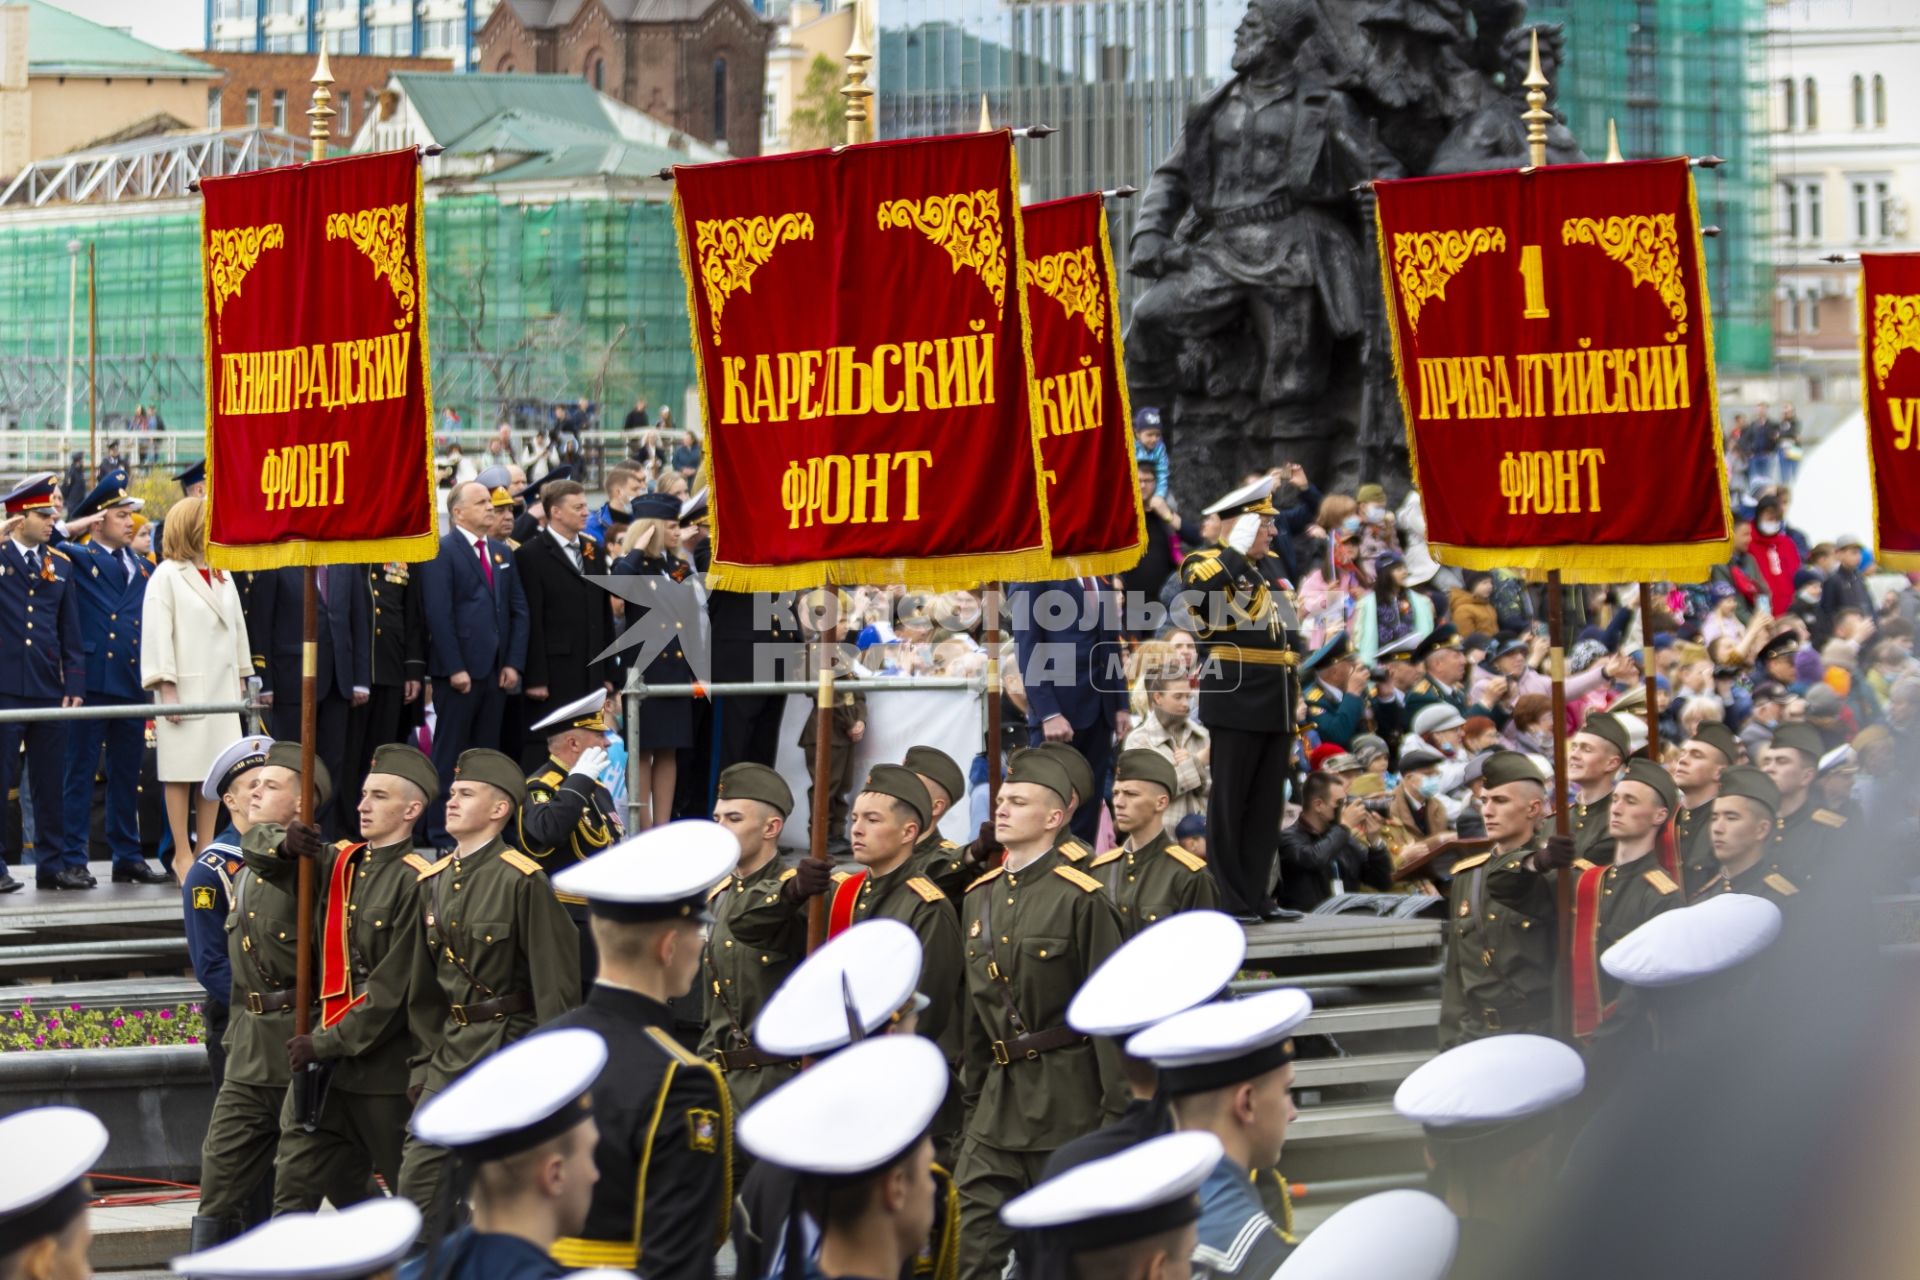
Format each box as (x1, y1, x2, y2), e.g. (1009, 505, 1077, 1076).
(69, 1004, 80, 1012)
(186, 1036, 200, 1044)
(32, 1036, 43, 1046)
(132, 1011, 145, 1020)
(159, 1009, 174, 1021)
(111, 1018, 124, 1029)
(46, 1018, 59, 1030)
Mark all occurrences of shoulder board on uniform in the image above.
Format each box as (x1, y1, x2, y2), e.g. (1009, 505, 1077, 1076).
(1413, 680, 1433, 694)
(198, 850, 227, 869)
(643, 1024, 705, 1068)
(1450, 852, 1492, 874)
(1764, 872, 1799, 896)
(967, 866, 1006, 892)
(536, 768, 565, 787)
(402, 853, 433, 874)
(1643, 868, 1679, 896)
(778, 867, 797, 882)
(1165, 845, 1208, 874)
(707, 880, 731, 901)
(1305, 687, 1324, 703)
(1571, 858, 1596, 872)
(1812, 808, 1847, 828)
(905, 877, 945, 904)
(1184, 553, 1224, 582)
(1057, 839, 1089, 863)
(45, 547, 68, 562)
(1089, 847, 1125, 868)
(415, 855, 453, 881)
(1054, 865, 1103, 893)
(831, 869, 854, 883)
(499, 849, 541, 876)
(940, 839, 958, 851)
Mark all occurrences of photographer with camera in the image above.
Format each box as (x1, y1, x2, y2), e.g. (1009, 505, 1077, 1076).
(1275, 769, 1394, 913)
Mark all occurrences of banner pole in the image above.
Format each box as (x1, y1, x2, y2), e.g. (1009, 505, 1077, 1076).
(805, 610, 835, 954)
(841, 0, 873, 147)
(985, 582, 1004, 831)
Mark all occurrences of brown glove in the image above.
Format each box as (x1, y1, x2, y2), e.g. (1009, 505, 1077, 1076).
(962, 822, 1004, 870)
(1536, 834, 1578, 872)
(286, 1034, 316, 1072)
(283, 820, 327, 861)
(782, 856, 833, 903)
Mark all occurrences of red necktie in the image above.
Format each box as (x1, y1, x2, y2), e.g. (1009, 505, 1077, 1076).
(476, 537, 494, 590)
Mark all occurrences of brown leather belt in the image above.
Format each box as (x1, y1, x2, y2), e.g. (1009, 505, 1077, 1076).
(713, 1046, 799, 1072)
(450, 991, 533, 1026)
(244, 990, 295, 1015)
(990, 1025, 1087, 1066)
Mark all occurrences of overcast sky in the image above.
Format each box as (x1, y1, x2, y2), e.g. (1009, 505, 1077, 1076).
(43, 0, 203, 52)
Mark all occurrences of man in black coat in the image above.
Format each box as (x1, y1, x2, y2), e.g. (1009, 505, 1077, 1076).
(515, 479, 614, 768)
(342, 560, 427, 815)
(1275, 768, 1394, 913)
(247, 564, 369, 835)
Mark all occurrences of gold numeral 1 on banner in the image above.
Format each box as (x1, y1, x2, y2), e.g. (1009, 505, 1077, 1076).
(1520, 245, 1549, 319)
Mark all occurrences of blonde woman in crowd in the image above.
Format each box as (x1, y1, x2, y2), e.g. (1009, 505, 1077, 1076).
(140, 496, 251, 876)
(611, 497, 696, 827)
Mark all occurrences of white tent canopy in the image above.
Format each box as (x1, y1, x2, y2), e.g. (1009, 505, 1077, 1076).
(1786, 410, 1871, 548)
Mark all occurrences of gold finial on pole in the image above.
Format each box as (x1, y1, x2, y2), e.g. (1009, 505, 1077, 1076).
(1605, 118, 1624, 163)
(978, 93, 992, 133)
(308, 48, 336, 163)
(841, 0, 873, 146)
(1521, 27, 1551, 170)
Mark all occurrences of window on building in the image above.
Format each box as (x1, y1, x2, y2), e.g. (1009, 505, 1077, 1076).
(245, 89, 260, 127)
(1854, 180, 1870, 239)
(1875, 74, 1888, 127)
(1780, 180, 1799, 240)
(1807, 292, 1821, 333)
(714, 57, 728, 140)
(1780, 77, 1796, 130)
(762, 90, 777, 144)
(1876, 179, 1893, 239)
(593, 57, 605, 91)
(1804, 76, 1818, 128)
(1853, 74, 1865, 126)
(272, 89, 286, 131)
(207, 87, 223, 129)
(1807, 181, 1823, 240)
(337, 93, 350, 135)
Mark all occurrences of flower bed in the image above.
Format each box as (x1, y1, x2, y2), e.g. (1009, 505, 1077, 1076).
(0, 999, 206, 1051)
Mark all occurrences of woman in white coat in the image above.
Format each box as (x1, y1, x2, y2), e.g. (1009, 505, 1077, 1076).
(141, 496, 251, 877)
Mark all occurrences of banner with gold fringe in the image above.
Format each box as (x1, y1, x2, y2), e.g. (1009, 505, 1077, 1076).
(672, 131, 1053, 591)
(199, 147, 436, 570)
(1857, 253, 1920, 572)
(1022, 193, 1145, 576)
(1373, 157, 1730, 583)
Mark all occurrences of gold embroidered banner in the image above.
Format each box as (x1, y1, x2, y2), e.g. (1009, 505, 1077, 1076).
(1859, 253, 1920, 571)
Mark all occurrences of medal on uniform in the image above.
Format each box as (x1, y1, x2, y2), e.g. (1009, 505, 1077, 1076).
(969, 919, 981, 938)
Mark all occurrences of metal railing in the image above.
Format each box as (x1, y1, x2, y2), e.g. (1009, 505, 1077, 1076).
(0, 700, 255, 724)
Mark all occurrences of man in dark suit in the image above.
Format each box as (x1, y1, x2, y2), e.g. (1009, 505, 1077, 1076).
(418, 480, 529, 838)
(515, 479, 614, 768)
(56, 473, 165, 882)
(709, 585, 803, 773)
(247, 563, 370, 836)
(341, 559, 427, 815)
(1010, 577, 1130, 844)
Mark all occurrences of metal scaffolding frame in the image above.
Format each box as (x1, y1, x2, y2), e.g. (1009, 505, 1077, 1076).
(0, 129, 309, 210)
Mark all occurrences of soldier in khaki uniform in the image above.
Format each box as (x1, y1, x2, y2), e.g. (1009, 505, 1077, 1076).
(519, 690, 621, 984)
(1566, 712, 1629, 866)
(1671, 722, 1740, 893)
(397, 748, 582, 1222)
(904, 744, 971, 900)
(1090, 749, 1218, 935)
(700, 763, 828, 1111)
(1029, 741, 1098, 863)
(272, 744, 440, 1214)
(955, 752, 1128, 1280)
(1759, 721, 1849, 890)
(190, 743, 332, 1249)
(1438, 752, 1555, 1050)
(831, 765, 967, 1155)
(1692, 767, 1802, 906)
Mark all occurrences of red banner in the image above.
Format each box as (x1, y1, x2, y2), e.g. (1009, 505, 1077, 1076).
(1022, 194, 1145, 575)
(673, 132, 1053, 590)
(199, 148, 436, 569)
(1859, 253, 1920, 571)
(1374, 158, 1730, 582)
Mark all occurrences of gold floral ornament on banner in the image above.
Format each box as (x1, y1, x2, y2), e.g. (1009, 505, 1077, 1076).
(325, 203, 417, 328)
(692, 213, 815, 346)
(877, 190, 1006, 308)
(1873, 293, 1920, 389)
(1390, 227, 1506, 332)
(206, 223, 286, 339)
(1027, 247, 1104, 341)
(1562, 213, 1687, 341)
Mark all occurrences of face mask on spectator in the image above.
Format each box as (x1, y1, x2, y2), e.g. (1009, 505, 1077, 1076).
(1340, 516, 1362, 535)
(1363, 504, 1386, 524)
(1418, 774, 1443, 798)
(1759, 519, 1782, 536)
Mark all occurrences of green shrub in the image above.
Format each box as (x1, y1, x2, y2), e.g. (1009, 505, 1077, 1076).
(0, 999, 206, 1051)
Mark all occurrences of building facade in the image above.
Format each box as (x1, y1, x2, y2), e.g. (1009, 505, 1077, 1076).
(762, 0, 852, 155)
(192, 51, 452, 140)
(206, 0, 497, 72)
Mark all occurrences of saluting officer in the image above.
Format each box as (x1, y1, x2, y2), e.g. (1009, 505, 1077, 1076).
(701, 763, 829, 1113)
(0, 473, 87, 894)
(955, 751, 1128, 1280)
(519, 690, 621, 984)
(192, 743, 332, 1250)
(399, 749, 582, 1222)
(1089, 750, 1219, 935)
(57, 470, 165, 883)
(548, 822, 736, 1280)
(274, 744, 441, 1214)
(1177, 477, 1301, 922)
(903, 744, 971, 900)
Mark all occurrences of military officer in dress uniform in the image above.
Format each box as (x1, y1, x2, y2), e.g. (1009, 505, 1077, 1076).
(1438, 752, 1555, 1049)
(830, 766, 966, 1157)
(954, 752, 1127, 1280)
(1089, 749, 1219, 935)
(1402, 626, 1471, 726)
(57, 470, 165, 883)
(173, 1197, 419, 1280)
(184, 736, 275, 1091)
(902, 744, 969, 900)
(343, 558, 427, 815)
(1758, 721, 1849, 889)
(398, 749, 582, 1223)
(1565, 712, 1629, 866)
(1128, 987, 1316, 1278)
(700, 764, 828, 1111)
(0, 1106, 110, 1280)
(1368, 629, 1429, 764)
(1692, 767, 1802, 906)
(1670, 722, 1740, 894)
(191, 744, 332, 1249)
(1300, 632, 1367, 750)
(403, 1028, 606, 1280)
(272, 744, 440, 1214)
(1003, 1131, 1219, 1280)
(1177, 477, 1301, 922)
(148, 460, 205, 558)
(548, 823, 735, 1280)
(0, 474, 87, 893)
(518, 690, 620, 984)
